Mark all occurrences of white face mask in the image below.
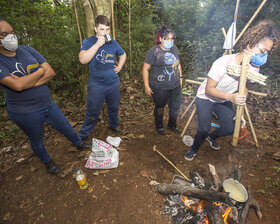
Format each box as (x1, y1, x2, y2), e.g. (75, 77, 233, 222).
(0, 34, 18, 51)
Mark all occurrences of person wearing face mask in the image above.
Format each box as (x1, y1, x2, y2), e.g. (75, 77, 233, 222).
(0, 19, 91, 174)
(78, 15, 126, 139)
(142, 26, 183, 135)
(185, 20, 279, 161)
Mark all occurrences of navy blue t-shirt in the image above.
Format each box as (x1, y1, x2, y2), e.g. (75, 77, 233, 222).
(0, 45, 53, 113)
(80, 36, 125, 85)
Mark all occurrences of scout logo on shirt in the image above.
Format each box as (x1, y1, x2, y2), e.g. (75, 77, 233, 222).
(96, 50, 114, 64)
(11, 62, 39, 76)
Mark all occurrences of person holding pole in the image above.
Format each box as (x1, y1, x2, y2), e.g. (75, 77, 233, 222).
(143, 26, 183, 135)
(0, 19, 91, 174)
(78, 15, 126, 139)
(185, 20, 279, 161)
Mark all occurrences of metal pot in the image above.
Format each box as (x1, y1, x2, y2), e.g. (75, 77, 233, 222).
(223, 178, 248, 202)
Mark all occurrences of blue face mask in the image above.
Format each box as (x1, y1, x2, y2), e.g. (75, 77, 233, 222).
(251, 52, 268, 67)
(163, 41, 174, 50)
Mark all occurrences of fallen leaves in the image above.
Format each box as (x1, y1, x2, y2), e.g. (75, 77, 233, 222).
(15, 175, 23, 181)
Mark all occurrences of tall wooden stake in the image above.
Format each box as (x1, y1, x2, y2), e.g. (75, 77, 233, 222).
(110, 0, 115, 40)
(73, 0, 82, 45)
(128, 0, 132, 78)
(244, 104, 259, 147)
(181, 106, 196, 137)
(232, 55, 251, 146)
(234, 0, 267, 46)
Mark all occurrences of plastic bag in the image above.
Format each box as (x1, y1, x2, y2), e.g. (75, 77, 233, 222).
(106, 136, 122, 148)
(182, 135, 194, 147)
(85, 138, 119, 169)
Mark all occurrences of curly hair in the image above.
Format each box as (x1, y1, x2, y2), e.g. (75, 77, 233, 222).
(239, 20, 279, 54)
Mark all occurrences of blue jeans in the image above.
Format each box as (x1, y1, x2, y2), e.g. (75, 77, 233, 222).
(79, 81, 120, 139)
(151, 85, 181, 129)
(8, 103, 82, 164)
(191, 98, 235, 153)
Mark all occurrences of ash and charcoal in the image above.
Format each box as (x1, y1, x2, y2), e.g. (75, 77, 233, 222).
(161, 173, 243, 224)
(162, 194, 208, 224)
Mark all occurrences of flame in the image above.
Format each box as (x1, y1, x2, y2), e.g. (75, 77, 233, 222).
(213, 202, 220, 206)
(222, 207, 232, 224)
(204, 216, 209, 224)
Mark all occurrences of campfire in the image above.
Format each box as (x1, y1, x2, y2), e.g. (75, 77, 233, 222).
(150, 165, 262, 224)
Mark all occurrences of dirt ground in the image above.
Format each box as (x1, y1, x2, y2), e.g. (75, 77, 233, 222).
(0, 79, 280, 224)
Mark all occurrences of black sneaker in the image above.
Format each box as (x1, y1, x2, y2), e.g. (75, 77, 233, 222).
(167, 126, 180, 134)
(156, 128, 166, 135)
(77, 142, 92, 151)
(206, 136, 220, 150)
(45, 160, 60, 174)
(109, 127, 123, 134)
(184, 149, 197, 161)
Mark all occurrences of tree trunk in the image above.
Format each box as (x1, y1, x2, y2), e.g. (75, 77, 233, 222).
(81, 0, 95, 36)
(80, 0, 112, 103)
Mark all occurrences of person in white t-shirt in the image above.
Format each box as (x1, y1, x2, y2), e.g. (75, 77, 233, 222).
(185, 20, 279, 161)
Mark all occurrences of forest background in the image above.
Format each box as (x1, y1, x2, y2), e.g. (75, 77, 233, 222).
(0, 0, 280, 106)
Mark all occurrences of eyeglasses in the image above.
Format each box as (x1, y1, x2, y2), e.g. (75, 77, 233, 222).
(0, 30, 15, 38)
(257, 45, 270, 55)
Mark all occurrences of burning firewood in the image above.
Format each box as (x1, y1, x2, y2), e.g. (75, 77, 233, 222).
(150, 182, 234, 207)
(208, 164, 222, 192)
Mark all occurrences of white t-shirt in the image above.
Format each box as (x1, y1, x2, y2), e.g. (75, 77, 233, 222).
(196, 54, 259, 103)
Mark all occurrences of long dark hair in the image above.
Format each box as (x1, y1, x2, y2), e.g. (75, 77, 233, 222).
(155, 25, 176, 45)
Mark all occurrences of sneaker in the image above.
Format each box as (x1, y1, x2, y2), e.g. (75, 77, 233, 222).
(156, 128, 166, 135)
(184, 149, 197, 161)
(109, 127, 123, 134)
(206, 136, 220, 150)
(167, 126, 180, 134)
(77, 142, 92, 151)
(45, 160, 60, 174)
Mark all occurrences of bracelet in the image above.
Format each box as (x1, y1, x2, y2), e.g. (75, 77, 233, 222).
(180, 77, 183, 79)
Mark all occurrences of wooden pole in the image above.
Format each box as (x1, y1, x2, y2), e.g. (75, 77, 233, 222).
(110, 0, 116, 40)
(73, 0, 82, 45)
(153, 145, 191, 181)
(185, 79, 267, 97)
(128, 0, 132, 78)
(232, 55, 251, 146)
(181, 106, 196, 137)
(234, 0, 267, 46)
(244, 104, 259, 147)
(180, 96, 196, 119)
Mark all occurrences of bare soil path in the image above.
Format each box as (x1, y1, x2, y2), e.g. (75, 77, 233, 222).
(1, 80, 279, 224)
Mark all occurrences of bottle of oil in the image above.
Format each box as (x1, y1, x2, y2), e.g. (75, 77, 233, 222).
(75, 168, 88, 190)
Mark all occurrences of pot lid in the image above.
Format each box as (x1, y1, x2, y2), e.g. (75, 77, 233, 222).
(223, 178, 248, 202)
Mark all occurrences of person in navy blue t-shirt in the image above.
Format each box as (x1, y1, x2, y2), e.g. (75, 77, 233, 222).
(78, 15, 126, 139)
(0, 19, 91, 174)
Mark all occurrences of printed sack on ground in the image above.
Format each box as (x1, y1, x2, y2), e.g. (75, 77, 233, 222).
(85, 138, 119, 169)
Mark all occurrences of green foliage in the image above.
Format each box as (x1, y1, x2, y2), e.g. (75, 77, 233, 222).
(0, 123, 22, 140)
(115, 0, 160, 77)
(158, 0, 280, 84)
(0, 0, 86, 95)
(1, 0, 280, 98)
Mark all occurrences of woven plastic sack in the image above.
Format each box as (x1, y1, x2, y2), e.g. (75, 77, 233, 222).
(85, 138, 119, 169)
